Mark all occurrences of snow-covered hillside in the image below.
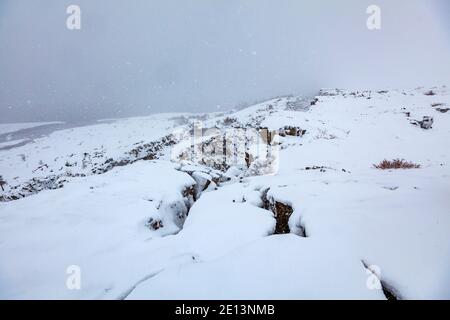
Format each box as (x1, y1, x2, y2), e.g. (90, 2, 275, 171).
(0, 86, 449, 299)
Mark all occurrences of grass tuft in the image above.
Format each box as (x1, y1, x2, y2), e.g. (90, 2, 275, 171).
(374, 159, 421, 170)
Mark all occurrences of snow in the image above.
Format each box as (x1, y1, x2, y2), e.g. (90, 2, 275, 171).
(1, 86, 449, 299)
(0, 161, 195, 299)
(128, 235, 385, 300)
(177, 183, 276, 259)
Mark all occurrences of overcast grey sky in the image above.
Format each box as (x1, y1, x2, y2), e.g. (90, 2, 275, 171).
(0, 0, 449, 123)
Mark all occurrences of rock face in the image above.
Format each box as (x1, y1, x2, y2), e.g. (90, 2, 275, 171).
(261, 189, 294, 235)
(271, 201, 294, 234)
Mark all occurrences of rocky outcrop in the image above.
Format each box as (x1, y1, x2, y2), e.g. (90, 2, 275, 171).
(278, 126, 306, 137)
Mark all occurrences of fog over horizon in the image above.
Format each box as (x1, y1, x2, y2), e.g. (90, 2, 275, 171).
(1, 0, 449, 123)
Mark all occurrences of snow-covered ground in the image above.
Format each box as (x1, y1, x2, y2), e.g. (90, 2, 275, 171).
(0, 86, 449, 299)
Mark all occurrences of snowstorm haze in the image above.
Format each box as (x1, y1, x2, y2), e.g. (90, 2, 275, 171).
(0, 0, 449, 123)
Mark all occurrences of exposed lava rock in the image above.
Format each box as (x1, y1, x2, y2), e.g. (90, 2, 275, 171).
(182, 185, 197, 203)
(147, 218, 164, 231)
(272, 201, 294, 234)
(261, 188, 295, 235)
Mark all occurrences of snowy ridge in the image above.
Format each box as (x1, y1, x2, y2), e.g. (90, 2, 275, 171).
(0, 86, 449, 299)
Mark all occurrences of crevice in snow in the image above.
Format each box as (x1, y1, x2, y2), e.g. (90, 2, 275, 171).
(147, 183, 197, 234)
(117, 269, 164, 300)
(361, 260, 401, 301)
(260, 188, 305, 236)
(143, 163, 234, 236)
(177, 164, 230, 200)
(145, 167, 218, 235)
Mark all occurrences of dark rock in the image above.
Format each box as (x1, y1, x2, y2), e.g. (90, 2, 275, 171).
(411, 116, 434, 129)
(147, 218, 164, 231)
(420, 116, 434, 129)
(261, 188, 296, 235)
(278, 126, 306, 137)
